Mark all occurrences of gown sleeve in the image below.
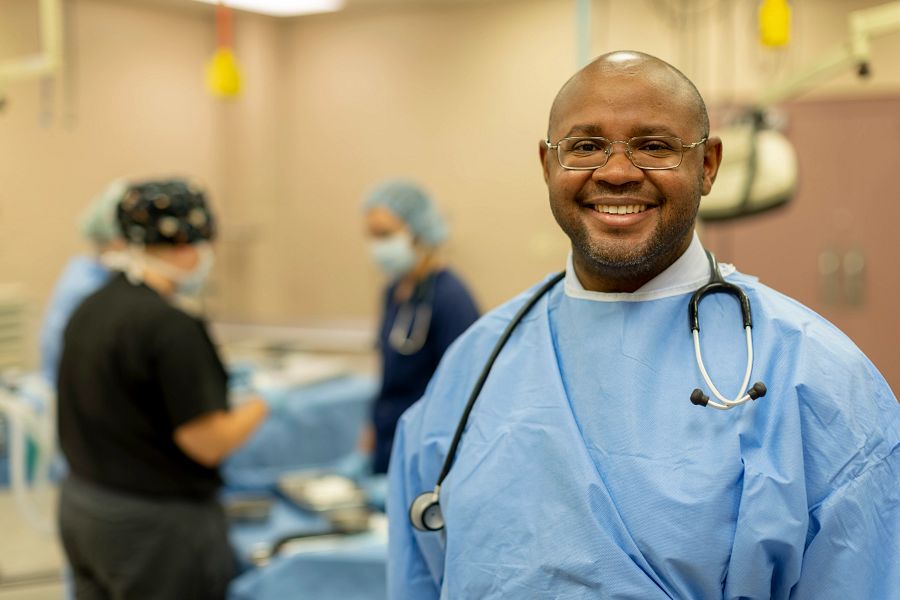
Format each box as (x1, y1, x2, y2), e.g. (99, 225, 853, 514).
(790, 445, 899, 598)
(387, 401, 442, 600)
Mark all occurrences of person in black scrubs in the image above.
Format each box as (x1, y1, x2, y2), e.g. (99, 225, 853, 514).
(56, 178, 269, 599)
(360, 180, 480, 475)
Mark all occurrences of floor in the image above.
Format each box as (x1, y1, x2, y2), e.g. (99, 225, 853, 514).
(0, 487, 66, 599)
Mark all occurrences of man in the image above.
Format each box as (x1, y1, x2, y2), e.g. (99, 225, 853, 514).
(40, 179, 128, 385)
(387, 51, 898, 599)
(57, 179, 269, 599)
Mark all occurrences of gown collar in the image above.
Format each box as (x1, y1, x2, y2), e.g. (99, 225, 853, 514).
(563, 232, 736, 302)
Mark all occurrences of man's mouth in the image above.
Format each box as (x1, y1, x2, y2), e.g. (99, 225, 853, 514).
(592, 204, 648, 215)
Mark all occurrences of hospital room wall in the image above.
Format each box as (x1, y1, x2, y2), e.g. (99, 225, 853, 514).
(1, 0, 899, 368)
(248, 0, 900, 323)
(0, 0, 285, 349)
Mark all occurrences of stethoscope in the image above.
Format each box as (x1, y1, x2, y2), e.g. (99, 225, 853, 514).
(388, 274, 436, 355)
(409, 250, 767, 532)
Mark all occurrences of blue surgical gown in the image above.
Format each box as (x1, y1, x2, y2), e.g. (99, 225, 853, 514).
(388, 271, 899, 599)
(40, 256, 112, 384)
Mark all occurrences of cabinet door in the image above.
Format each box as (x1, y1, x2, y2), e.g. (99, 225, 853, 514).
(703, 96, 900, 395)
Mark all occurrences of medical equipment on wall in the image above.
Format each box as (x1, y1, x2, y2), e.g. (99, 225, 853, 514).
(409, 254, 768, 532)
(0, 0, 64, 110)
(0, 376, 57, 535)
(701, 0, 900, 222)
(388, 274, 436, 355)
(700, 111, 798, 222)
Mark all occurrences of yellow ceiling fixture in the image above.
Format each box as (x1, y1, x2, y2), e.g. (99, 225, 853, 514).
(759, 0, 792, 47)
(191, 0, 344, 18)
(205, 2, 241, 98)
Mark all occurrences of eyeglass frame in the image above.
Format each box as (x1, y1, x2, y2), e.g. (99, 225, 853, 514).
(544, 135, 708, 171)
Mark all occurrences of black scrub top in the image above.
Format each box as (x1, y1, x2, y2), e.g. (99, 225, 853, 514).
(58, 273, 228, 500)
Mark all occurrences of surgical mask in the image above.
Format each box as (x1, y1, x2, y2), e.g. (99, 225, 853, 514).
(125, 243, 214, 295)
(370, 232, 417, 279)
(176, 244, 215, 296)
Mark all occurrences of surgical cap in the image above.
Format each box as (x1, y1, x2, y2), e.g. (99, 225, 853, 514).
(363, 180, 448, 247)
(79, 180, 127, 245)
(117, 178, 216, 245)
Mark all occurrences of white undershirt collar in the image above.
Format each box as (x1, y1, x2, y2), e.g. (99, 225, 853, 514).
(564, 232, 736, 302)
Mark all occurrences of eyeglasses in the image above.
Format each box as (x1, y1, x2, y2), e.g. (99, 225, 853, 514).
(545, 135, 707, 171)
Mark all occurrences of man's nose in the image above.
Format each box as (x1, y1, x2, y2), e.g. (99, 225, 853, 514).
(592, 144, 644, 185)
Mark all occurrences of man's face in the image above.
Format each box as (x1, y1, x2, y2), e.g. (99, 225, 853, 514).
(540, 69, 721, 291)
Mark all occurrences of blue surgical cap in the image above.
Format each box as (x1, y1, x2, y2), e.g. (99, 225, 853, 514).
(79, 179, 127, 245)
(363, 180, 448, 247)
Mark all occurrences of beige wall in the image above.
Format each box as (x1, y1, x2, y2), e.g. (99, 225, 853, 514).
(2, 0, 900, 366)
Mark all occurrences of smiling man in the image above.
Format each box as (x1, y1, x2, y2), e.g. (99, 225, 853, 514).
(387, 51, 898, 599)
(541, 51, 717, 293)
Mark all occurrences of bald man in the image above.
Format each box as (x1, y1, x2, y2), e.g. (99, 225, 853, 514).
(387, 51, 898, 599)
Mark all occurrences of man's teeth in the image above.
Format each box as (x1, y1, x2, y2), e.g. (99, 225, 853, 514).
(594, 204, 647, 215)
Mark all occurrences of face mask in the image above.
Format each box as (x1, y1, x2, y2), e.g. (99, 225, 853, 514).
(125, 243, 214, 295)
(176, 244, 214, 296)
(370, 232, 417, 279)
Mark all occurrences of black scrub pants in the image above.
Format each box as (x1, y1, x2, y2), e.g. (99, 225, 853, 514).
(58, 475, 236, 600)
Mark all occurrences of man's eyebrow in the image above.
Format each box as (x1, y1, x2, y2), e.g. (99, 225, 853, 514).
(561, 124, 604, 138)
(630, 124, 682, 138)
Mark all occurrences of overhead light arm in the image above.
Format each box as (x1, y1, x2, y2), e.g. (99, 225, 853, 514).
(0, 0, 64, 86)
(755, 0, 900, 109)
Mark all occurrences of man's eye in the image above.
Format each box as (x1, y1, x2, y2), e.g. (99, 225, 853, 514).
(636, 140, 677, 154)
(571, 141, 602, 153)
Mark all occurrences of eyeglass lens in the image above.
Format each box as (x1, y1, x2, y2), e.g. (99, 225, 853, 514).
(558, 136, 684, 169)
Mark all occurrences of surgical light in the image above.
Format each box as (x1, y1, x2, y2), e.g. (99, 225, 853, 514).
(191, 0, 344, 18)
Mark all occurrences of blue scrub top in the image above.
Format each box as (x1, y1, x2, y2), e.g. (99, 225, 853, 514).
(39, 256, 112, 384)
(373, 269, 478, 474)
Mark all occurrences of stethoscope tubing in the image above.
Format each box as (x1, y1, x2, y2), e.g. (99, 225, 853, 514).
(692, 326, 756, 409)
(433, 272, 566, 488)
(410, 252, 766, 532)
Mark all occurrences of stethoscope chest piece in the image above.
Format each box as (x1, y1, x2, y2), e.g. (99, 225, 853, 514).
(410, 489, 444, 532)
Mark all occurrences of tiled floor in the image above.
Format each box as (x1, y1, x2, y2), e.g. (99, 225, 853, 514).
(0, 487, 65, 599)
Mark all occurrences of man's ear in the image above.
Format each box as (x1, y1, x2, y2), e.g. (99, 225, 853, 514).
(539, 139, 551, 184)
(701, 136, 723, 196)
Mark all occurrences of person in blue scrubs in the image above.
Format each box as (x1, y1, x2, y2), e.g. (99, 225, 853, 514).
(39, 180, 128, 385)
(361, 180, 479, 475)
(388, 52, 899, 599)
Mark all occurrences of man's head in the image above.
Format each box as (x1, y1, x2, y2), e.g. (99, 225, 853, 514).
(117, 178, 217, 293)
(539, 50, 722, 292)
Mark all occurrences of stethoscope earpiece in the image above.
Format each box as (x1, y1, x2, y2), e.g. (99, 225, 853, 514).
(409, 490, 445, 532)
(690, 388, 709, 407)
(748, 382, 767, 400)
